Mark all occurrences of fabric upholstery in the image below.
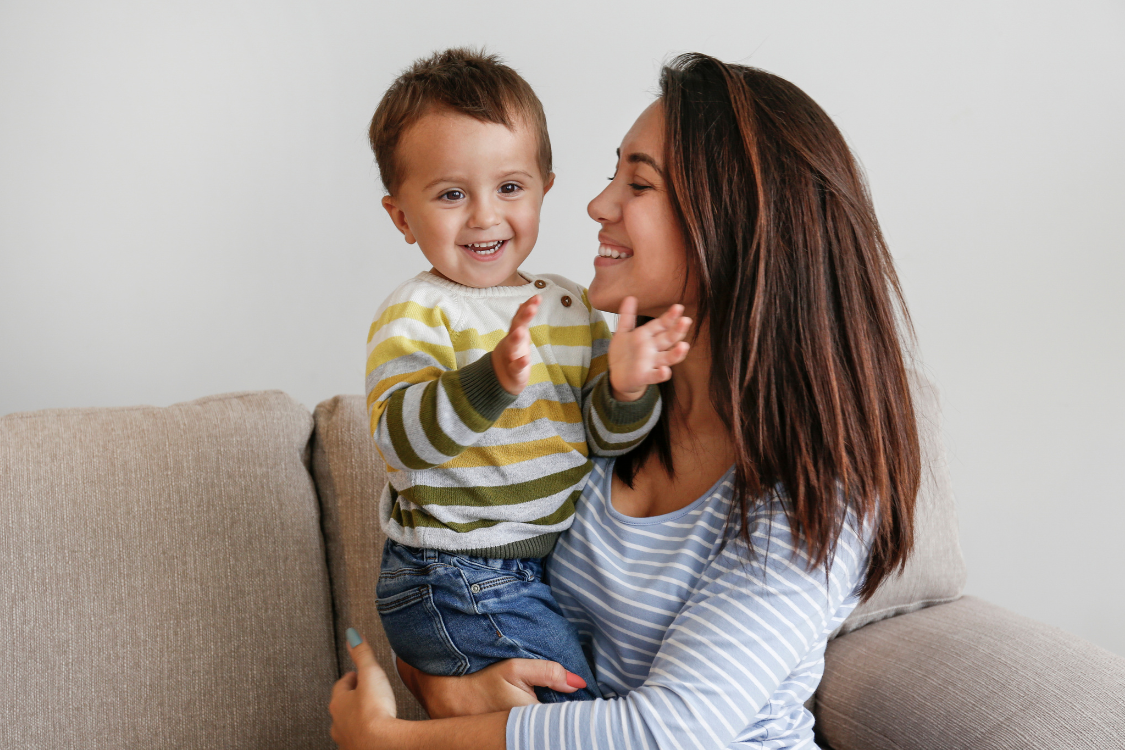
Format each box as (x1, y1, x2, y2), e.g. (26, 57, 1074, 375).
(312, 395, 428, 720)
(834, 369, 967, 636)
(815, 595, 1125, 750)
(0, 392, 338, 749)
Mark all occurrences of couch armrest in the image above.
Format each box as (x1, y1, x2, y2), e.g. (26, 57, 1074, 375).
(814, 596, 1125, 750)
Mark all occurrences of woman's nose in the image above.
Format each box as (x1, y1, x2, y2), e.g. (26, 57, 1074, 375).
(587, 182, 619, 225)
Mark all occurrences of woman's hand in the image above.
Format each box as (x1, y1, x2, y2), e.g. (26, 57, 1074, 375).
(608, 297, 691, 401)
(329, 629, 401, 749)
(398, 657, 587, 719)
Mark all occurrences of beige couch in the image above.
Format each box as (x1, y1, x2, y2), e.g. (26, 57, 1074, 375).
(2, 377, 1122, 749)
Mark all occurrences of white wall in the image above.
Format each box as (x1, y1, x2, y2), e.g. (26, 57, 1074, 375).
(2, 1, 1122, 657)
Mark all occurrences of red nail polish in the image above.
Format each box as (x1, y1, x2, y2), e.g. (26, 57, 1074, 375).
(565, 672, 587, 689)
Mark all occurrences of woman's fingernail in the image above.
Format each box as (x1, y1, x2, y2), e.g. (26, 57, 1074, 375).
(565, 672, 587, 689)
(346, 627, 362, 648)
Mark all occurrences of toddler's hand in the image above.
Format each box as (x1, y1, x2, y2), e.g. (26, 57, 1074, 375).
(492, 295, 541, 395)
(608, 297, 691, 401)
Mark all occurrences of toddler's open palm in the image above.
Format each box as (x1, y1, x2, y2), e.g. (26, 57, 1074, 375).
(492, 295, 541, 396)
(608, 298, 691, 401)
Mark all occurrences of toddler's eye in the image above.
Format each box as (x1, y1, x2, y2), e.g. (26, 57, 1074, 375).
(440, 190, 465, 201)
(499, 182, 522, 195)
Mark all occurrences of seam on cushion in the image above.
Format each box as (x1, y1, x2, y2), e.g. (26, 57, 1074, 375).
(815, 699, 904, 750)
(313, 397, 346, 679)
(1, 389, 294, 421)
(835, 593, 964, 637)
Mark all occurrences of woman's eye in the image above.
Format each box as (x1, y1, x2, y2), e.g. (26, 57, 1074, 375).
(440, 190, 465, 201)
(499, 183, 522, 195)
(628, 183, 653, 192)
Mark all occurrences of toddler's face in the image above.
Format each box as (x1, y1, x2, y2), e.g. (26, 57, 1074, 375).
(382, 109, 552, 288)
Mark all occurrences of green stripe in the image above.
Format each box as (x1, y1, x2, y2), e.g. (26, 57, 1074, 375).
(385, 390, 433, 470)
(586, 420, 647, 454)
(439, 365, 497, 434)
(419, 379, 466, 458)
(391, 490, 581, 532)
(591, 375, 660, 435)
(400, 461, 592, 508)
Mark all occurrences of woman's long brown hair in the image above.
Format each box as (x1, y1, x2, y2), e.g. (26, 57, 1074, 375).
(615, 54, 920, 600)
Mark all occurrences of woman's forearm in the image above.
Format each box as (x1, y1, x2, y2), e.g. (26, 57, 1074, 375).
(379, 711, 509, 750)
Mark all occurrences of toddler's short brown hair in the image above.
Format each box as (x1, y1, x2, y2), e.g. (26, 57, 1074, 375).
(369, 47, 552, 195)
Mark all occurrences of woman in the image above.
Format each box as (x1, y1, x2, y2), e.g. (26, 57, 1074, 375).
(330, 52, 919, 749)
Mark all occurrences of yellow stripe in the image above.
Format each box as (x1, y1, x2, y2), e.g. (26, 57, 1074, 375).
(494, 399, 582, 429)
(449, 323, 595, 354)
(366, 338, 456, 376)
(442, 437, 588, 468)
(368, 301, 453, 343)
(366, 367, 446, 412)
(526, 362, 588, 389)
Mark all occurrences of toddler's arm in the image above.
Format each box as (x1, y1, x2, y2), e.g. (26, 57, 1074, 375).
(366, 300, 522, 471)
(580, 293, 691, 457)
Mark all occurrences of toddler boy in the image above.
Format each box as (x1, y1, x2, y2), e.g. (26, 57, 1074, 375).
(365, 48, 689, 702)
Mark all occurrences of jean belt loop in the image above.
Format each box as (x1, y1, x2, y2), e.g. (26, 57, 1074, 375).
(423, 548, 438, 563)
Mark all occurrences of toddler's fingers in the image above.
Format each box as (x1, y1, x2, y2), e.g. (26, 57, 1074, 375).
(655, 342, 691, 368)
(651, 317, 693, 351)
(616, 297, 638, 334)
(511, 295, 541, 330)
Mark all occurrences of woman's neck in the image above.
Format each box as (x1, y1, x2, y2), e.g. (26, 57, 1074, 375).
(669, 326, 720, 427)
(608, 325, 735, 519)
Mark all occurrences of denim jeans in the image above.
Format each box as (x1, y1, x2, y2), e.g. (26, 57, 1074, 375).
(376, 539, 601, 703)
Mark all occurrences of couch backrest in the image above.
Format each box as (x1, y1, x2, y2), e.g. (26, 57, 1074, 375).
(313, 395, 429, 720)
(313, 368, 966, 716)
(0, 391, 339, 749)
(835, 369, 967, 635)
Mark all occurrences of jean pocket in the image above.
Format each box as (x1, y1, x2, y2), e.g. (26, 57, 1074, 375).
(375, 585, 471, 677)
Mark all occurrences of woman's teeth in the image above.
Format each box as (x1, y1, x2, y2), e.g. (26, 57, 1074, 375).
(598, 244, 633, 259)
(467, 240, 504, 255)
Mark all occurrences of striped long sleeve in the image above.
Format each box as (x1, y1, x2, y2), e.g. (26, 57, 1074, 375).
(507, 459, 871, 749)
(365, 273, 661, 556)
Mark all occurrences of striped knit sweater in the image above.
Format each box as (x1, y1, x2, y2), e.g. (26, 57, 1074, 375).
(365, 271, 661, 558)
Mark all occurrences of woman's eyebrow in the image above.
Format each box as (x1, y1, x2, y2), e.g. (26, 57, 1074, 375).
(616, 147, 663, 175)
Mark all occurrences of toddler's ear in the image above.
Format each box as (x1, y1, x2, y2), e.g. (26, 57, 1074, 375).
(543, 172, 556, 196)
(381, 195, 417, 244)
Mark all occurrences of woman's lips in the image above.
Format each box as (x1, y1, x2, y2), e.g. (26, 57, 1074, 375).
(460, 239, 507, 262)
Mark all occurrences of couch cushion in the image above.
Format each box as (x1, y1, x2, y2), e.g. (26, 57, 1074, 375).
(833, 369, 967, 636)
(815, 596, 1125, 750)
(312, 395, 428, 720)
(0, 391, 338, 749)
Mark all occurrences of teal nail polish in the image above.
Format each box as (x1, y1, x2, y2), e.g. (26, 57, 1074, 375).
(346, 627, 362, 648)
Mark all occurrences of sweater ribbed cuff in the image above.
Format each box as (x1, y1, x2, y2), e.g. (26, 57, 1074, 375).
(595, 375, 661, 429)
(458, 353, 518, 423)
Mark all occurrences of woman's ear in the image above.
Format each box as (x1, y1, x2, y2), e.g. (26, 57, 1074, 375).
(381, 195, 417, 244)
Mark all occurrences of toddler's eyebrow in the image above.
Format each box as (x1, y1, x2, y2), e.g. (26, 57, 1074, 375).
(616, 147, 663, 175)
(422, 170, 537, 190)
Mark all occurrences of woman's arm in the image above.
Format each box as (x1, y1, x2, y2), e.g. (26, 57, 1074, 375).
(329, 635, 509, 750)
(332, 504, 869, 749)
(397, 657, 580, 718)
(507, 503, 869, 750)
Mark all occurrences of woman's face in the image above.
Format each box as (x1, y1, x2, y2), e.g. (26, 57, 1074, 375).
(587, 102, 695, 319)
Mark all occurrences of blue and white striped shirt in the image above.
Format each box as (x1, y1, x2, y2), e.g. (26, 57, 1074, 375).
(506, 458, 870, 749)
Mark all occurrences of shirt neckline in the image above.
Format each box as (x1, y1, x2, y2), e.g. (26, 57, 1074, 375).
(602, 459, 736, 526)
(414, 270, 545, 298)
